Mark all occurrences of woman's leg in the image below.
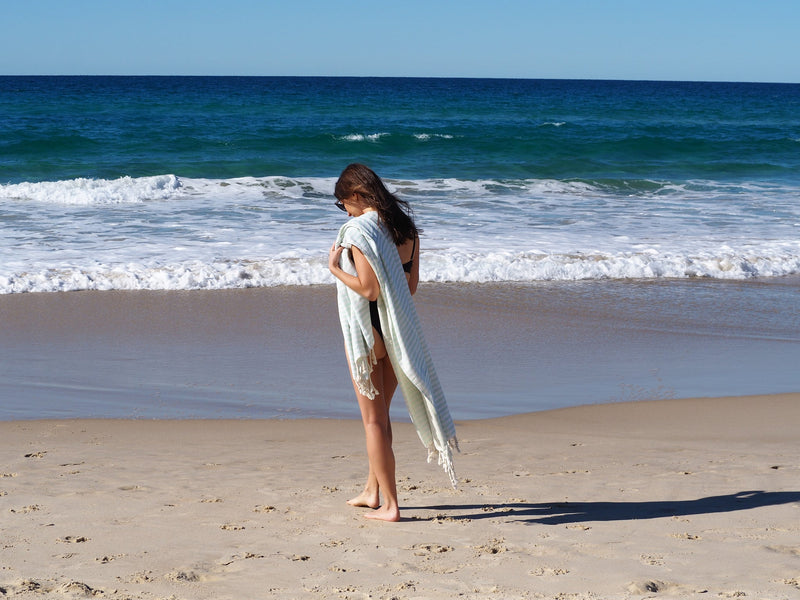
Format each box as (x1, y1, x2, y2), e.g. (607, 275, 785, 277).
(346, 329, 400, 521)
(347, 355, 398, 509)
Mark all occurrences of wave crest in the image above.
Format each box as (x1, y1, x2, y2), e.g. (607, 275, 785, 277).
(0, 175, 182, 205)
(2, 249, 798, 294)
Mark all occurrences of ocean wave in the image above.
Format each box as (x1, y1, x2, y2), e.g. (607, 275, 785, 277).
(2, 250, 798, 294)
(0, 174, 608, 208)
(423, 249, 800, 282)
(413, 133, 455, 141)
(0, 258, 332, 294)
(2, 173, 798, 295)
(4, 173, 799, 207)
(336, 133, 390, 142)
(335, 132, 457, 144)
(0, 174, 183, 205)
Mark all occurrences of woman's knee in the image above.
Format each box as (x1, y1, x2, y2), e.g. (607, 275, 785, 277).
(362, 419, 391, 442)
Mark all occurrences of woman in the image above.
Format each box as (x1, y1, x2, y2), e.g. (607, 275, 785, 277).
(328, 163, 457, 522)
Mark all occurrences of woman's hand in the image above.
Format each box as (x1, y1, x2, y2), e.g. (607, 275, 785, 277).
(329, 243, 380, 301)
(328, 243, 344, 274)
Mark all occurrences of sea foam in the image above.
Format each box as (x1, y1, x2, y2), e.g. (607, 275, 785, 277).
(1, 174, 799, 294)
(0, 175, 183, 205)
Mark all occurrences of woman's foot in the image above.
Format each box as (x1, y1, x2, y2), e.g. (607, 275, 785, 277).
(365, 505, 400, 522)
(347, 490, 380, 509)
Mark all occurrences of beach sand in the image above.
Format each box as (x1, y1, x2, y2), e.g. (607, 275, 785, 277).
(1, 282, 799, 598)
(1, 394, 799, 599)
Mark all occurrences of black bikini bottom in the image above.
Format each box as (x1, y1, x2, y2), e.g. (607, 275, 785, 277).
(369, 300, 383, 340)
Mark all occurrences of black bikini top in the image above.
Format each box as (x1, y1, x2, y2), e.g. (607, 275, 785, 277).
(402, 237, 416, 273)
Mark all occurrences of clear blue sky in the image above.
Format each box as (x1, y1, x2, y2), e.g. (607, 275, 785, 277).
(3, 0, 799, 82)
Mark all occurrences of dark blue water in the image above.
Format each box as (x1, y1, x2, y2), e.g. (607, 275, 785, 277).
(3, 76, 800, 184)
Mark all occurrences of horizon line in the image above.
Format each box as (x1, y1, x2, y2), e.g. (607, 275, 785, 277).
(1, 74, 799, 85)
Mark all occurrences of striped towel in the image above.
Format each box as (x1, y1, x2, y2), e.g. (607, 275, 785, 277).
(335, 211, 459, 488)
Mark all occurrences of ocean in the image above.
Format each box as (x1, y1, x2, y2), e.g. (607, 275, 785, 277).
(1, 76, 799, 293)
(1, 76, 799, 421)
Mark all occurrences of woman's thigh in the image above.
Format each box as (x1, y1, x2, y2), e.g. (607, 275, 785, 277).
(380, 356, 397, 411)
(354, 361, 391, 427)
(372, 327, 387, 360)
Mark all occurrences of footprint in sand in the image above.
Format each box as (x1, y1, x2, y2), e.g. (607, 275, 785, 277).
(10, 505, 41, 514)
(220, 523, 245, 531)
(671, 532, 701, 540)
(96, 554, 126, 564)
(472, 538, 507, 556)
(628, 580, 672, 594)
(431, 514, 462, 523)
(219, 552, 264, 566)
(6, 580, 42, 594)
(58, 536, 89, 544)
(410, 543, 454, 556)
(59, 581, 101, 596)
(166, 570, 203, 583)
(118, 485, 148, 492)
(531, 566, 569, 576)
(24, 451, 47, 459)
(120, 571, 155, 584)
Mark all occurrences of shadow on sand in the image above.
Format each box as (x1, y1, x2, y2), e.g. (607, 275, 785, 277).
(408, 490, 800, 525)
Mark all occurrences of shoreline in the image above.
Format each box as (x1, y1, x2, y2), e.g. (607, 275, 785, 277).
(1, 394, 798, 599)
(2, 279, 799, 421)
(2, 389, 799, 425)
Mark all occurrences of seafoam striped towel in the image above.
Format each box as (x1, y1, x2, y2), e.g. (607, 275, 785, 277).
(335, 211, 459, 488)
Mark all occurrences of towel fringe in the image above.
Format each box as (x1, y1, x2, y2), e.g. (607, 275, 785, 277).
(353, 349, 378, 400)
(426, 436, 460, 489)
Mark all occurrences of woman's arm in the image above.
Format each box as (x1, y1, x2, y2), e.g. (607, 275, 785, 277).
(329, 244, 380, 301)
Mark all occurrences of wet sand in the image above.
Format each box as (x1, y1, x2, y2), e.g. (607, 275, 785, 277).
(1, 279, 798, 420)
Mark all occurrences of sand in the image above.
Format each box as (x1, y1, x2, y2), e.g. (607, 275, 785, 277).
(1, 281, 799, 597)
(2, 394, 799, 599)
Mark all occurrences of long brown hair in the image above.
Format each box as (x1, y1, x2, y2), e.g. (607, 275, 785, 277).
(334, 163, 418, 245)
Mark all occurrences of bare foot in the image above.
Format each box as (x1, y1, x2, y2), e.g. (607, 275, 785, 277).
(364, 506, 400, 522)
(347, 490, 380, 509)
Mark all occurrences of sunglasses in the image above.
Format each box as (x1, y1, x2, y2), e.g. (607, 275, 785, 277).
(334, 199, 346, 212)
